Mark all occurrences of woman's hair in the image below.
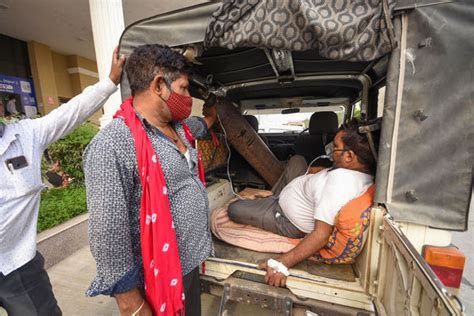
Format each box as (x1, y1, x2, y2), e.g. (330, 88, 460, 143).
(340, 120, 380, 175)
(125, 44, 189, 96)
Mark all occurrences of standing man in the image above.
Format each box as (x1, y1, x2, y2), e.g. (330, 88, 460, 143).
(84, 44, 217, 316)
(0, 48, 125, 315)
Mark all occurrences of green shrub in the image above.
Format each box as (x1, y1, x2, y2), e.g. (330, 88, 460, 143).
(38, 185, 87, 233)
(46, 123, 98, 184)
(38, 123, 97, 232)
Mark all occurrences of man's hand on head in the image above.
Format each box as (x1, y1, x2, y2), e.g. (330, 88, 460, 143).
(109, 46, 126, 85)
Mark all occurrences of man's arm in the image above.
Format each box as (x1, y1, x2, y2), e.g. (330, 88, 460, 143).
(261, 170, 366, 286)
(202, 102, 217, 129)
(259, 220, 333, 287)
(115, 288, 152, 315)
(84, 134, 151, 315)
(34, 47, 125, 149)
(183, 96, 217, 138)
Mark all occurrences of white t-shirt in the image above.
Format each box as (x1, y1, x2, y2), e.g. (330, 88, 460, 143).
(278, 168, 373, 233)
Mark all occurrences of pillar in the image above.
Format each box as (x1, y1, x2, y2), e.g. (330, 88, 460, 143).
(27, 41, 59, 115)
(67, 55, 101, 125)
(89, 0, 125, 128)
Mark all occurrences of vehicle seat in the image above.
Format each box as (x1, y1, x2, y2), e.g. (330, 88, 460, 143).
(294, 112, 339, 164)
(243, 115, 259, 132)
(224, 115, 268, 189)
(243, 115, 269, 146)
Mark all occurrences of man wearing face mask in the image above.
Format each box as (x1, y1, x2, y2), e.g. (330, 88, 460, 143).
(227, 121, 378, 287)
(83, 44, 217, 316)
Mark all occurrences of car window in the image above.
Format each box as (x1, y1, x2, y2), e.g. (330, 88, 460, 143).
(351, 86, 385, 119)
(254, 112, 312, 133)
(352, 101, 361, 119)
(246, 106, 345, 134)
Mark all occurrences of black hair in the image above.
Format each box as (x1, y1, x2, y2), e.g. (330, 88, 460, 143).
(340, 120, 380, 175)
(125, 44, 189, 96)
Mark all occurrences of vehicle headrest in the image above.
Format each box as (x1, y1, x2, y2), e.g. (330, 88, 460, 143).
(309, 112, 339, 135)
(244, 115, 259, 132)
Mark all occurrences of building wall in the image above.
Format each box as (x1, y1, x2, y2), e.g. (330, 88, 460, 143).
(0, 34, 34, 115)
(28, 40, 102, 124)
(0, 34, 31, 78)
(66, 55, 101, 124)
(52, 52, 73, 100)
(28, 41, 59, 115)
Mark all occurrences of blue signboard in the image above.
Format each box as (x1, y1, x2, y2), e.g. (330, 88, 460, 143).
(0, 74, 37, 108)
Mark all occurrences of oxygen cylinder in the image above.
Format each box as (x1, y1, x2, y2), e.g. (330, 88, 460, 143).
(216, 99, 284, 186)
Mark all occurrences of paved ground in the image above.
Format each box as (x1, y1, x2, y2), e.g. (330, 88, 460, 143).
(43, 247, 283, 316)
(47, 210, 474, 316)
(1, 195, 472, 315)
(0, 246, 326, 315)
(3, 235, 469, 316)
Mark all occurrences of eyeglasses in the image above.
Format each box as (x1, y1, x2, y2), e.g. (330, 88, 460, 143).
(332, 148, 350, 153)
(328, 142, 350, 154)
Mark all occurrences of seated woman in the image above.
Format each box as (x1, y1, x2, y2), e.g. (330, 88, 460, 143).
(228, 121, 378, 287)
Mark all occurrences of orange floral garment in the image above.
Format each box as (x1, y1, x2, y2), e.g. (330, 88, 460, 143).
(314, 185, 376, 264)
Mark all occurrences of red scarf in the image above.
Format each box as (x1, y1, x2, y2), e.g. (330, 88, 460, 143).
(114, 97, 205, 315)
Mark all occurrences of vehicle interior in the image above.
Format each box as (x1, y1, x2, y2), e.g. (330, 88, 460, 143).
(181, 45, 387, 287)
(191, 46, 386, 192)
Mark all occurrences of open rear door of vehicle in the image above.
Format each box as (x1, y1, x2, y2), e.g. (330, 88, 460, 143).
(373, 3, 472, 314)
(375, 215, 464, 315)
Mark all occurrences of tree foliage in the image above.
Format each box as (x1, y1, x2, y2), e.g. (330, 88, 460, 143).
(46, 123, 98, 183)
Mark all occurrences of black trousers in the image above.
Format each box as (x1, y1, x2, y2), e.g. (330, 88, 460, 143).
(228, 155, 308, 239)
(0, 252, 61, 316)
(228, 196, 306, 238)
(183, 266, 201, 316)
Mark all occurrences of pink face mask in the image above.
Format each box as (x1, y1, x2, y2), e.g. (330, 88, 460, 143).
(165, 90, 193, 121)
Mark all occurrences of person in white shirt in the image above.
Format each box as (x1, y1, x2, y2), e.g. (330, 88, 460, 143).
(6, 96, 18, 116)
(228, 121, 378, 287)
(0, 48, 125, 315)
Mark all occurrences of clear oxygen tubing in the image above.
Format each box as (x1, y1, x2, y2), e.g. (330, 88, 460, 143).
(216, 113, 244, 199)
(304, 155, 333, 175)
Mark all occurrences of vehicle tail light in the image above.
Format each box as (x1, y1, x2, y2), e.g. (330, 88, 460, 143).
(423, 245, 465, 289)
